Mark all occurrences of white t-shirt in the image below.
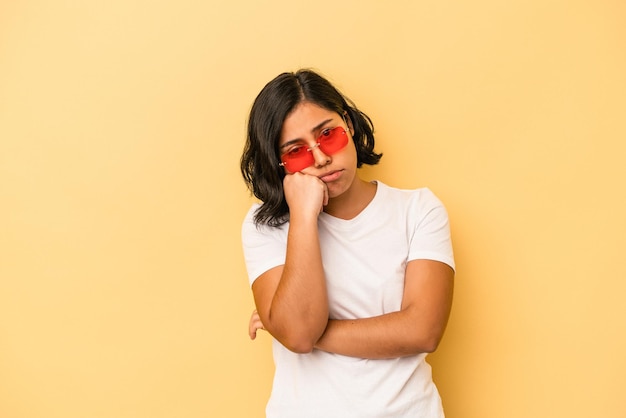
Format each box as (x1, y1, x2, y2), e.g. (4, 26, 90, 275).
(242, 182, 455, 418)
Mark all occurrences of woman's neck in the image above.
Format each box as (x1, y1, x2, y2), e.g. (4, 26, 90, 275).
(323, 178, 377, 220)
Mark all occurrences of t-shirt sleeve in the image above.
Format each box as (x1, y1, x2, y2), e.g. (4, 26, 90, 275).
(407, 189, 455, 271)
(241, 205, 288, 287)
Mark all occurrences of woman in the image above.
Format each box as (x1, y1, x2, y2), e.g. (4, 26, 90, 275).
(240, 69, 455, 417)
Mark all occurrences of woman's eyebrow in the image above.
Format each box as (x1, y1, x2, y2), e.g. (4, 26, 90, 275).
(310, 118, 334, 134)
(280, 118, 334, 151)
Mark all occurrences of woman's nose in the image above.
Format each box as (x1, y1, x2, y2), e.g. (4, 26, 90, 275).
(310, 144, 331, 168)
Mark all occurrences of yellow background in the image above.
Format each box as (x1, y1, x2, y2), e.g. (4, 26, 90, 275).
(1, 1, 625, 417)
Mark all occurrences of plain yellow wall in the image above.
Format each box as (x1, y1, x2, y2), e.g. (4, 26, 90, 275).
(1, 1, 625, 417)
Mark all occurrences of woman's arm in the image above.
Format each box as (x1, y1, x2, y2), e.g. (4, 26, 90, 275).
(313, 259, 454, 359)
(250, 174, 330, 353)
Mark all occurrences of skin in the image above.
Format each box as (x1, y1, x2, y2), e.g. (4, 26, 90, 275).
(248, 102, 454, 358)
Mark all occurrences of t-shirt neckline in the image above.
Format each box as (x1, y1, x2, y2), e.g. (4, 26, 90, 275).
(318, 180, 384, 228)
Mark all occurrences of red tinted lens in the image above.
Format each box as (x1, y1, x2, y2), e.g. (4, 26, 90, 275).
(280, 127, 349, 173)
(280, 146, 314, 173)
(318, 127, 348, 155)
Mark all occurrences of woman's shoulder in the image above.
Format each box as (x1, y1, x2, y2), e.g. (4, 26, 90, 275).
(242, 203, 289, 237)
(376, 181, 441, 205)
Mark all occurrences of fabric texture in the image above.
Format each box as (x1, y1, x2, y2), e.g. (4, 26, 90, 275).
(241, 181, 455, 418)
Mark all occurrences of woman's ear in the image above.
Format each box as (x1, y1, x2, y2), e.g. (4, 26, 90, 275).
(343, 111, 355, 136)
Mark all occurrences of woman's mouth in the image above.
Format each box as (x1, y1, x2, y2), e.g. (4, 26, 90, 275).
(319, 170, 342, 183)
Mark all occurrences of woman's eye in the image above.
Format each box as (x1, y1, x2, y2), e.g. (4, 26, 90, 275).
(320, 128, 332, 137)
(287, 146, 304, 155)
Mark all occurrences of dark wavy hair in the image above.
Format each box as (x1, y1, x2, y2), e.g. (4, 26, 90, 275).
(240, 69, 382, 226)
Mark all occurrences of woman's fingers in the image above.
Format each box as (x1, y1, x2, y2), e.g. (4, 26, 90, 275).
(248, 309, 265, 340)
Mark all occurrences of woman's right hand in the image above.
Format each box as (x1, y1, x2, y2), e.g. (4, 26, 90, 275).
(250, 172, 331, 353)
(283, 173, 329, 217)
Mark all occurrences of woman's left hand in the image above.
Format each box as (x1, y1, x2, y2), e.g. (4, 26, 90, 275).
(248, 309, 266, 340)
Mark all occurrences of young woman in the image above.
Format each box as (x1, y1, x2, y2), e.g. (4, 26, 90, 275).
(240, 69, 455, 418)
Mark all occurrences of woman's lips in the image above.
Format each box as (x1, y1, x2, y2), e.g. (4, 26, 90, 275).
(319, 170, 342, 183)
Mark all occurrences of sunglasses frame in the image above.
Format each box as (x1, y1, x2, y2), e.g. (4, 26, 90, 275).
(279, 126, 349, 173)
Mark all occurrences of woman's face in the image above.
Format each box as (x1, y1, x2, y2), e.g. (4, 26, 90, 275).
(279, 102, 358, 200)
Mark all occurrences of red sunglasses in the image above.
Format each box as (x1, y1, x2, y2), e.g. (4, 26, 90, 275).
(279, 126, 349, 173)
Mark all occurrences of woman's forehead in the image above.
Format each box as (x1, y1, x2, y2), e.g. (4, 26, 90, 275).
(280, 103, 339, 143)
